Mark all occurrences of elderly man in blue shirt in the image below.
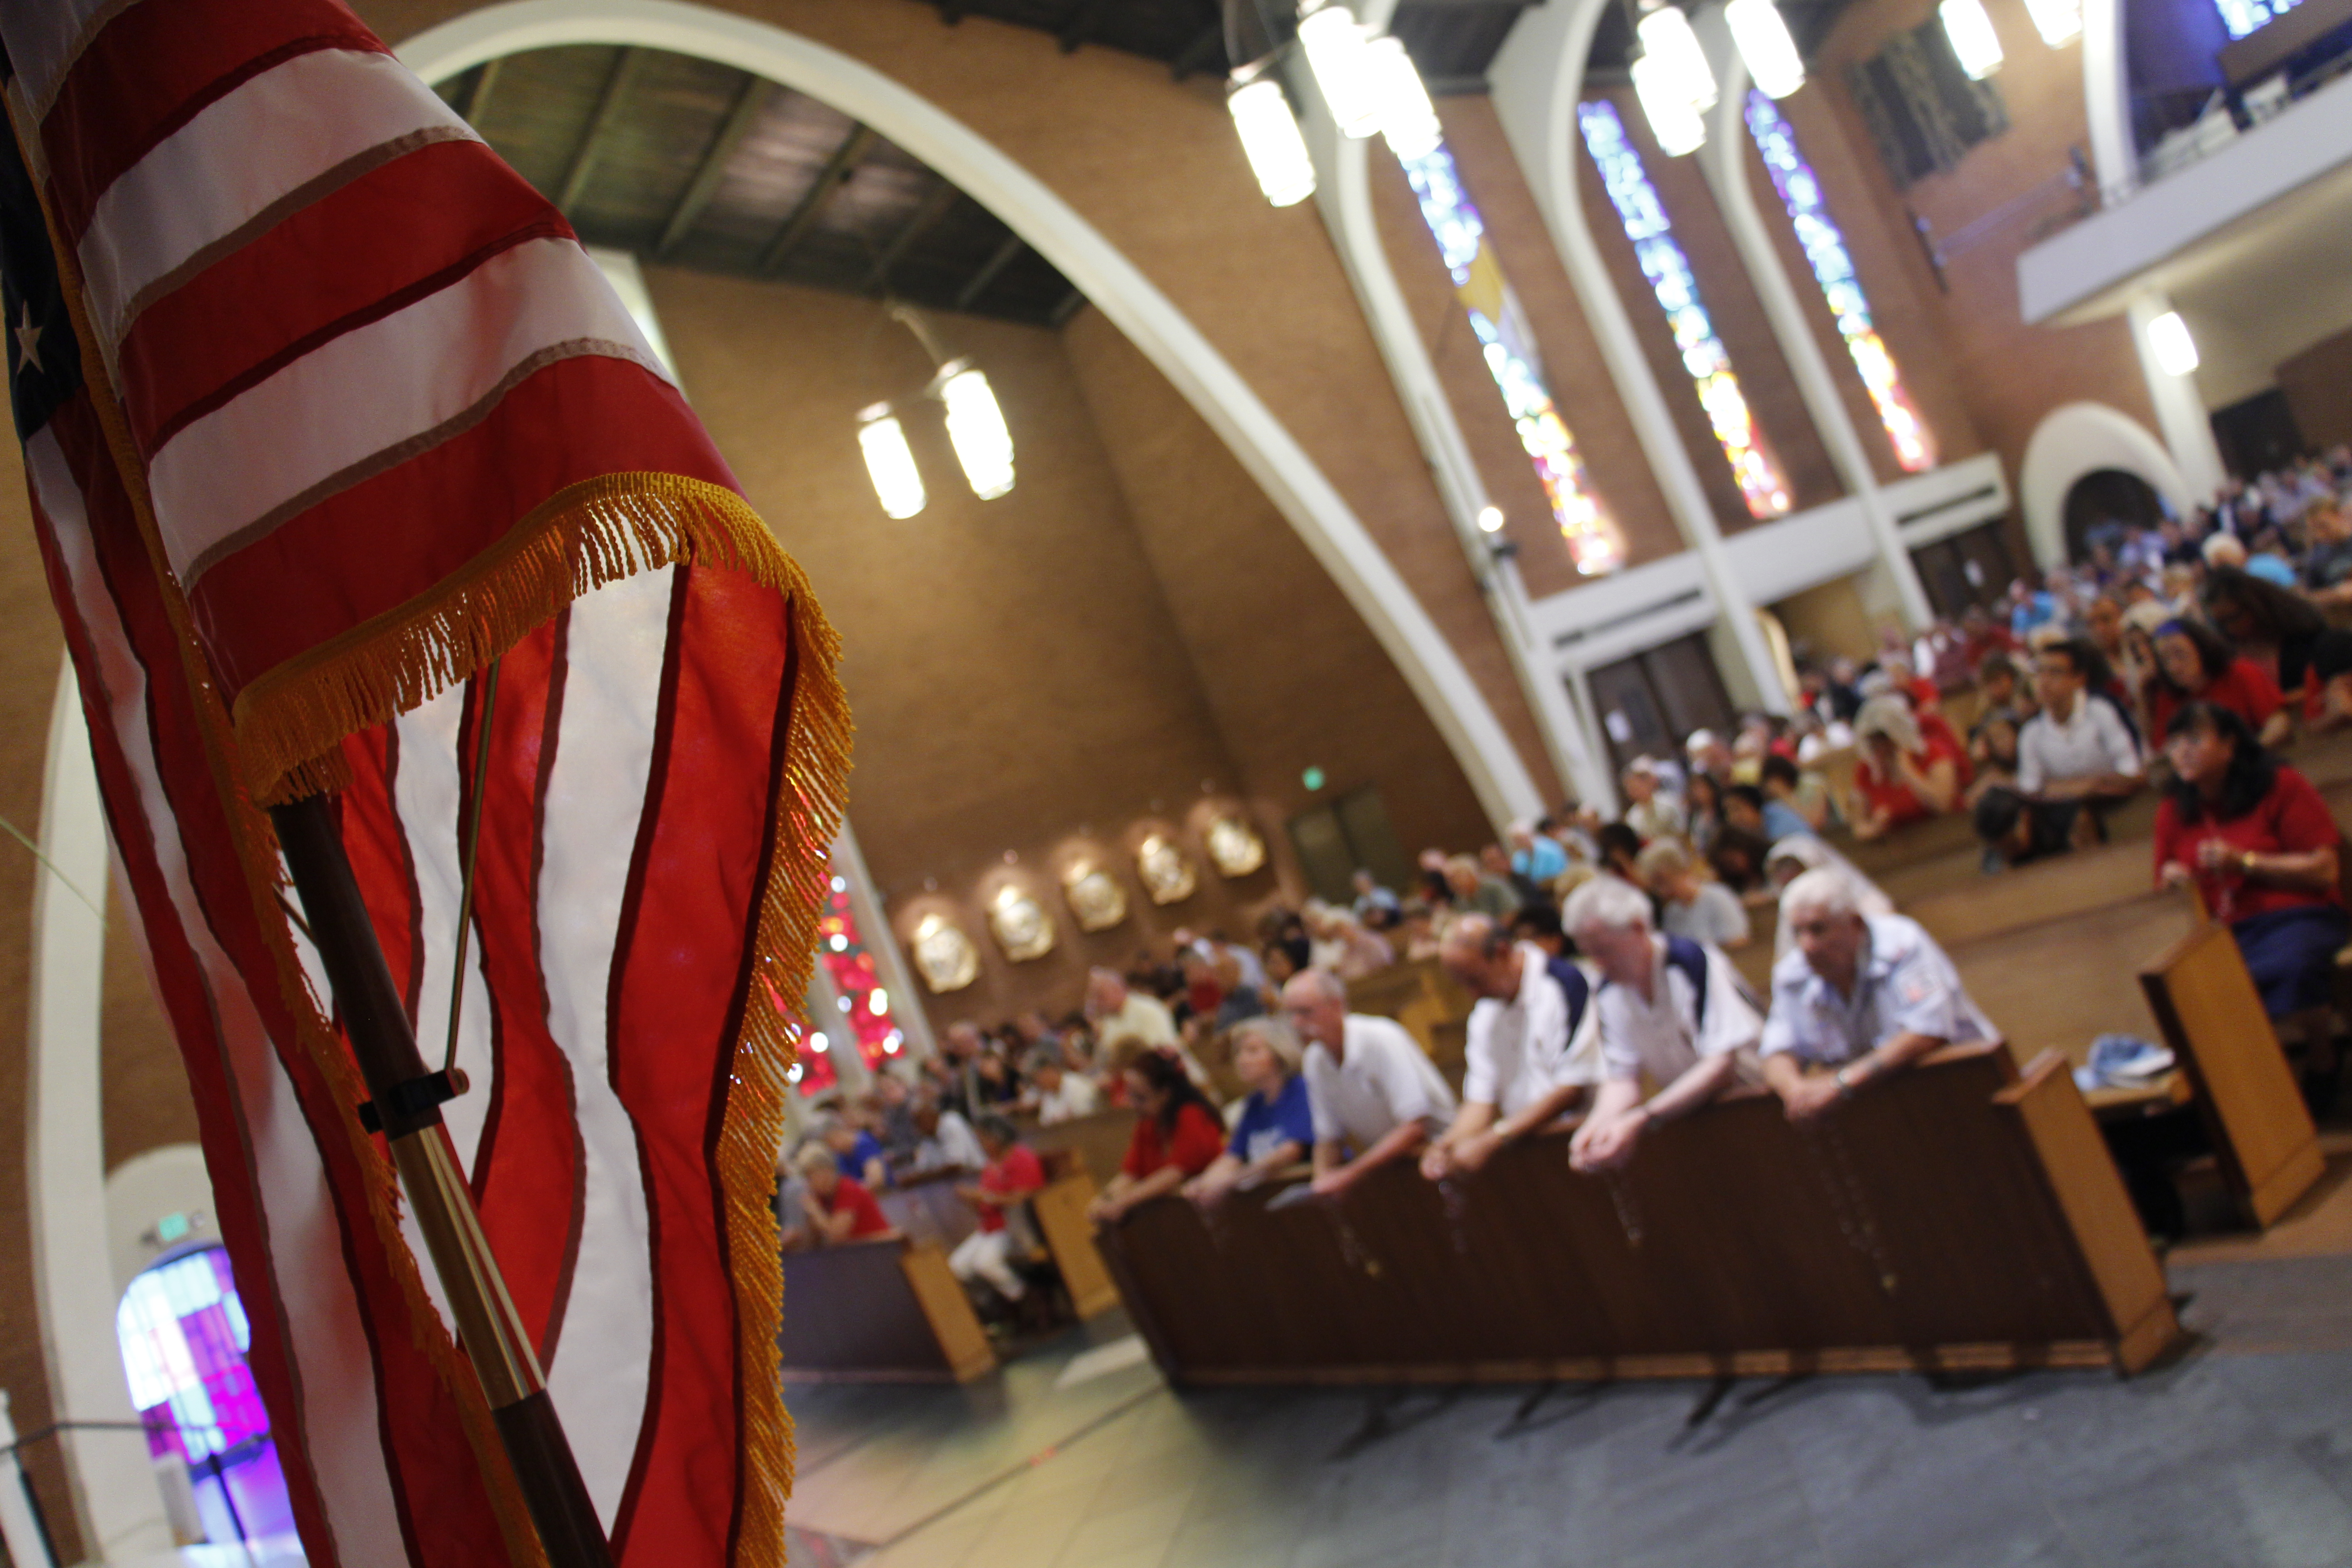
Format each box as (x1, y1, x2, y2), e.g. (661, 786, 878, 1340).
(1761, 867, 1996, 1122)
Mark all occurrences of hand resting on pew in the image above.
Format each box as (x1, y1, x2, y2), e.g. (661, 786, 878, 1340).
(1559, 878, 1761, 1173)
(1758, 870, 1997, 1123)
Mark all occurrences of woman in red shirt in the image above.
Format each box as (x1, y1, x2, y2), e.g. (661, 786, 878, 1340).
(795, 1143, 896, 1244)
(2146, 617, 2286, 747)
(2155, 703, 2346, 1059)
(1850, 695, 1964, 839)
(1087, 1048, 1225, 1224)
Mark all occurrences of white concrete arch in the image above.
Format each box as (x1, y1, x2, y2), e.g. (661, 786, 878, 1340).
(2018, 402, 2191, 568)
(394, 0, 1545, 827)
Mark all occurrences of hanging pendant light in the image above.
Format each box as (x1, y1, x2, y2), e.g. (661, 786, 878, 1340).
(1636, 4, 1717, 114)
(1725, 0, 1806, 99)
(2146, 311, 2199, 377)
(1631, 52, 1708, 156)
(1366, 35, 1442, 161)
(2020, 0, 2083, 45)
(857, 404, 925, 519)
(1228, 74, 1318, 205)
(936, 360, 1016, 500)
(1939, 0, 2004, 78)
(1296, 0, 1383, 138)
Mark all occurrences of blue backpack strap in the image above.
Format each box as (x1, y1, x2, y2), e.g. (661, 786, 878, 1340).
(1661, 935, 1710, 1029)
(1542, 954, 1592, 1035)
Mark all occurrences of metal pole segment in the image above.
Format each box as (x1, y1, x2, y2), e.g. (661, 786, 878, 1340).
(269, 795, 614, 1568)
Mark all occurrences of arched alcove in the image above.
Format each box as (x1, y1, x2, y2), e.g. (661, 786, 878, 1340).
(2063, 468, 2168, 563)
(2019, 402, 2190, 569)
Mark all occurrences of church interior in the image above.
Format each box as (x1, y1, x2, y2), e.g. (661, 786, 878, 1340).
(6, 0, 2352, 1564)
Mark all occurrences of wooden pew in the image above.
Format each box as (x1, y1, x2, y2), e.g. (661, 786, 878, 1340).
(1022, 1107, 1137, 1186)
(779, 1238, 995, 1383)
(2139, 921, 2324, 1227)
(1095, 1046, 2176, 1384)
(877, 1151, 1125, 1321)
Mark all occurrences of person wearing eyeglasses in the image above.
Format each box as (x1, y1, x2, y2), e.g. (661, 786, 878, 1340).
(1759, 868, 1995, 1123)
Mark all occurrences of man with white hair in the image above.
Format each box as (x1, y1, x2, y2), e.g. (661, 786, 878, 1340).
(1563, 876, 1761, 1172)
(1421, 914, 1602, 1179)
(1761, 867, 1995, 1122)
(1085, 966, 1177, 1050)
(1282, 969, 1456, 1197)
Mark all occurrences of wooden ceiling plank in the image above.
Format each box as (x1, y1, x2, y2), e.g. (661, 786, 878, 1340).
(953, 232, 1027, 310)
(864, 181, 961, 294)
(760, 123, 879, 271)
(655, 75, 772, 257)
(458, 56, 503, 123)
(555, 47, 645, 213)
(1169, 21, 1225, 79)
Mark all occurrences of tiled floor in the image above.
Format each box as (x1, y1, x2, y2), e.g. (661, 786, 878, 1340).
(784, 1257, 2352, 1568)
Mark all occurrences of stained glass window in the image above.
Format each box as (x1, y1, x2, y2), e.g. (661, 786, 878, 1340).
(2213, 0, 2298, 38)
(1743, 92, 1937, 474)
(1395, 143, 1625, 574)
(1577, 99, 1793, 520)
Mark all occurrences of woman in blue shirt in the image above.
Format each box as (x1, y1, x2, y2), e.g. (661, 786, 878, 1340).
(1183, 1017, 1314, 1204)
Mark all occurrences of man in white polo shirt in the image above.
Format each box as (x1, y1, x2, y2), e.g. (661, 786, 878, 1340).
(2017, 638, 2142, 807)
(1563, 876, 1761, 1173)
(1421, 914, 1601, 1179)
(1282, 969, 1456, 1197)
(1761, 867, 1995, 1122)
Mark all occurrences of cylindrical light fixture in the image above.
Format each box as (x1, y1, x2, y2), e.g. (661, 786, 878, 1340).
(937, 362, 1016, 500)
(1725, 0, 1806, 99)
(1636, 4, 1717, 113)
(1939, 0, 2004, 78)
(1367, 34, 1442, 161)
(1631, 52, 1709, 155)
(857, 405, 926, 519)
(2020, 0, 2083, 44)
(1228, 74, 1318, 205)
(2147, 310, 2200, 377)
(1296, 0, 1384, 138)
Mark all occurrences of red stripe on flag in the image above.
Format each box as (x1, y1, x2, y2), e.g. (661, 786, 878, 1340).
(186, 355, 737, 701)
(44, 397, 518, 1568)
(338, 724, 427, 1025)
(119, 138, 567, 456)
(40, 0, 385, 249)
(457, 620, 592, 1355)
(606, 566, 793, 1566)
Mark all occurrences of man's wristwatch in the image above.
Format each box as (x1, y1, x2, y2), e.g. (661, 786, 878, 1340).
(1833, 1064, 1859, 1098)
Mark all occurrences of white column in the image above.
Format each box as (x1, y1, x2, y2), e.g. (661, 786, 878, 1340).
(2082, 0, 2136, 202)
(28, 662, 177, 1563)
(1487, 0, 1793, 714)
(1691, 15, 1935, 629)
(2128, 291, 2226, 501)
(1292, 34, 1615, 811)
(828, 824, 933, 1062)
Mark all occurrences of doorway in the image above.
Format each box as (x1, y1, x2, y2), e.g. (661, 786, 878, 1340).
(1287, 787, 1413, 905)
(1911, 519, 2022, 618)
(2062, 470, 2166, 564)
(1584, 633, 1738, 774)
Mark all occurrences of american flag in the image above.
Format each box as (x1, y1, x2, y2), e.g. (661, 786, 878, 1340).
(0, 4, 846, 1566)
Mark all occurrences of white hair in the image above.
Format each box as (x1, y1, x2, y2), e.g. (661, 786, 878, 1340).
(1288, 967, 1348, 1006)
(1562, 875, 1652, 936)
(1780, 867, 1862, 923)
(1228, 1015, 1304, 1073)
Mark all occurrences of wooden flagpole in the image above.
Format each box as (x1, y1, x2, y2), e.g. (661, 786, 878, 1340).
(271, 795, 615, 1568)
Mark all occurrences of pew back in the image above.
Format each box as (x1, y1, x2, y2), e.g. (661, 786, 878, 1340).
(2139, 921, 2324, 1227)
(1095, 1047, 2174, 1384)
(779, 1239, 995, 1382)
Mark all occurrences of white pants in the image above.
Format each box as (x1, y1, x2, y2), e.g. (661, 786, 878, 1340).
(949, 1229, 1024, 1300)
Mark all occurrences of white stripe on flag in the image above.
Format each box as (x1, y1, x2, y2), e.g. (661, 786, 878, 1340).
(0, 0, 128, 119)
(31, 426, 410, 1568)
(149, 235, 671, 584)
(535, 568, 667, 1529)
(76, 48, 475, 349)
(392, 681, 499, 1185)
